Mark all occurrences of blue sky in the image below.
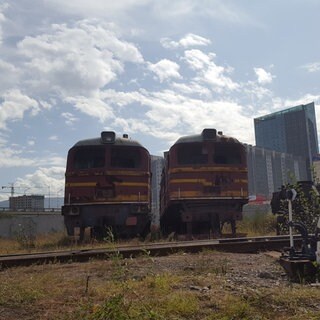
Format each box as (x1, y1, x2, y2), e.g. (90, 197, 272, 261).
(0, 0, 320, 201)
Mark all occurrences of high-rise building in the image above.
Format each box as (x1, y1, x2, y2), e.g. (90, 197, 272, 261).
(254, 102, 319, 178)
(246, 145, 308, 198)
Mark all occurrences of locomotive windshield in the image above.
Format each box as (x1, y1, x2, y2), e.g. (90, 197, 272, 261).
(74, 147, 105, 169)
(213, 143, 242, 164)
(175, 142, 243, 166)
(111, 147, 141, 168)
(177, 144, 208, 165)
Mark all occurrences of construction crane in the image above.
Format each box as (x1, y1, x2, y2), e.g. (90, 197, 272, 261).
(2, 183, 15, 197)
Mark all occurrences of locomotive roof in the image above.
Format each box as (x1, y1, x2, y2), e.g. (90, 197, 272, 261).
(73, 136, 145, 148)
(174, 129, 240, 145)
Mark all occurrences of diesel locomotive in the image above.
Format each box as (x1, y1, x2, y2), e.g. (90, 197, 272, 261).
(62, 131, 151, 240)
(160, 129, 248, 238)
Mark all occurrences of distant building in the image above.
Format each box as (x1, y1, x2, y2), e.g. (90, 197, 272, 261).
(254, 102, 319, 179)
(9, 195, 45, 211)
(151, 155, 165, 224)
(246, 145, 308, 198)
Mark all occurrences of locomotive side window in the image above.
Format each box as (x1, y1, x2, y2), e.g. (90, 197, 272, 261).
(214, 143, 242, 164)
(111, 147, 141, 168)
(177, 144, 208, 165)
(74, 147, 105, 169)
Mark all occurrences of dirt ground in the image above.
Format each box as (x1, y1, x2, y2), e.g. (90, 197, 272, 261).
(1, 250, 319, 320)
(112, 250, 286, 289)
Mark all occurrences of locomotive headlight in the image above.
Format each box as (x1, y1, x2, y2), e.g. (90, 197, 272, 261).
(101, 131, 116, 144)
(62, 205, 80, 216)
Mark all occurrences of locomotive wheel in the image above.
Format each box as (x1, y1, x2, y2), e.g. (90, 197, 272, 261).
(140, 221, 151, 239)
(78, 227, 85, 242)
(211, 214, 221, 237)
(230, 219, 236, 237)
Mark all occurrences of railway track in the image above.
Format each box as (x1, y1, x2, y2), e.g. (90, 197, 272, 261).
(0, 235, 302, 268)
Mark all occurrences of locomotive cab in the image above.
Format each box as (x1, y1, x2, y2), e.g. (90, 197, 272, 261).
(160, 129, 248, 238)
(62, 131, 151, 240)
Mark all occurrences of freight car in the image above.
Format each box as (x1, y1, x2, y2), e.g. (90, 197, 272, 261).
(160, 129, 248, 238)
(62, 131, 151, 240)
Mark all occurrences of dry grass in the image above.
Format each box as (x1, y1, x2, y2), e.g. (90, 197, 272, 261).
(1, 251, 320, 320)
(221, 212, 278, 237)
(237, 213, 278, 237)
(0, 232, 70, 254)
(0, 212, 278, 255)
(4, 212, 319, 319)
(0, 231, 146, 255)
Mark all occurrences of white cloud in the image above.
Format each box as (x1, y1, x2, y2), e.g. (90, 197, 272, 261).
(42, 0, 254, 29)
(15, 167, 65, 195)
(161, 33, 211, 49)
(27, 139, 35, 146)
(203, 1, 254, 25)
(183, 49, 239, 91)
(64, 95, 115, 122)
(39, 100, 53, 110)
(97, 88, 253, 145)
(180, 34, 211, 47)
(302, 62, 320, 73)
(44, 0, 150, 18)
(0, 0, 318, 206)
(254, 67, 274, 84)
(0, 3, 8, 45)
(77, 20, 143, 63)
(144, 90, 248, 128)
(0, 89, 39, 130)
(0, 143, 65, 168)
(252, 94, 320, 120)
(0, 60, 21, 93)
(153, 1, 255, 26)
(280, 94, 320, 110)
(17, 20, 144, 96)
(61, 112, 79, 126)
(147, 59, 182, 82)
(0, 147, 36, 167)
(183, 49, 213, 70)
(242, 81, 273, 104)
(172, 82, 212, 98)
(100, 89, 141, 107)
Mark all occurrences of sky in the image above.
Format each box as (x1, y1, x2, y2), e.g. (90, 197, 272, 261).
(0, 0, 320, 202)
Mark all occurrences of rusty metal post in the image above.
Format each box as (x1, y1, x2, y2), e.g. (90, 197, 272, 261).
(288, 199, 294, 249)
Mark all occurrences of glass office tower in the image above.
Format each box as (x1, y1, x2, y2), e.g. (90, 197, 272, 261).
(254, 102, 319, 179)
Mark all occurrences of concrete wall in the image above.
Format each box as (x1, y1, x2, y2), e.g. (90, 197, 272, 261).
(0, 212, 65, 239)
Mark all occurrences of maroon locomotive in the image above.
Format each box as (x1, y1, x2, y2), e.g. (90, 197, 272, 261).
(62, 131, 151, 240)
(160, 129, 248, 238)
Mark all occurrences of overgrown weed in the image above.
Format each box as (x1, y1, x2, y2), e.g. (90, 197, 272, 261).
(237, 212, 277, 236)
(2, 252, 320, 319)
(0, 232, 71, 254)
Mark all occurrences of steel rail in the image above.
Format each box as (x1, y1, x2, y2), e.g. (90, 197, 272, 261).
(0, 235, 302, 268)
